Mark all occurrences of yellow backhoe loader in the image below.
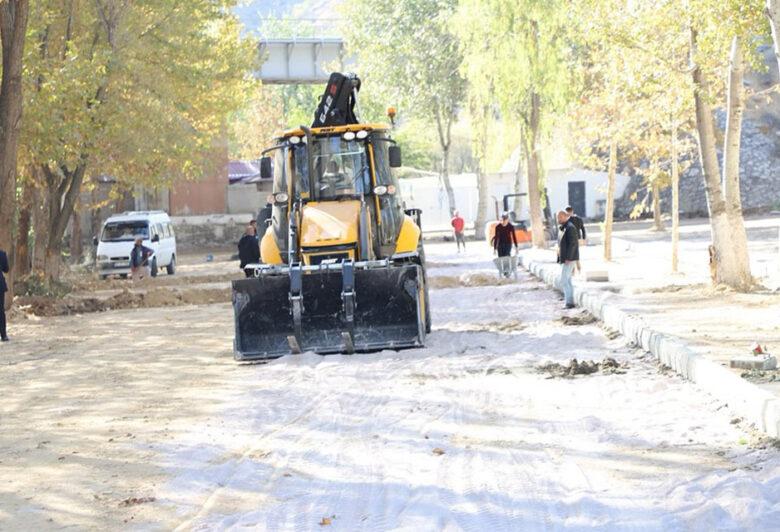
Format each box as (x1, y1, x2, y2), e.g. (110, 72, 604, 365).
(232, 73, 430, 361)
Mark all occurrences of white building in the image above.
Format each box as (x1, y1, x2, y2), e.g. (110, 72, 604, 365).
(399, 166, 630, 233)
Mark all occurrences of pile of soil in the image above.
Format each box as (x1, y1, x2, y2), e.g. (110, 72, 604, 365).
(740, 369, 780, 383)
(538, 357, 627, 378)
(559, 312, 598, 326)
(73, 272, 241, 292)
(454, 319, 526, 333)
(15, 287, 231, 317)
(429, 273, 515, 289)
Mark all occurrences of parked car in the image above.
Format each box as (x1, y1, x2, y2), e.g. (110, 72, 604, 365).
(94, 211, 177, 279)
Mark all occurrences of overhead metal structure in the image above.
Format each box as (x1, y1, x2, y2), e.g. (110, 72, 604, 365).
(257, 38, 351, 84)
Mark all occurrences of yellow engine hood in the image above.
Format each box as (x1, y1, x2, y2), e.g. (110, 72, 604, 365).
(300, 201, 361, 247)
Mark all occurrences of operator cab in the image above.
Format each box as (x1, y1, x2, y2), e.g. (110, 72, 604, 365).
(258, 124, 405, 263)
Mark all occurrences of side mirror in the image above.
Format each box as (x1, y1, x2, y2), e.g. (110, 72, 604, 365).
(388, 145, 402, 168)
(151, 234, 160, 243)
(260, 156, 273, 179)
(92, 236, 98, 246)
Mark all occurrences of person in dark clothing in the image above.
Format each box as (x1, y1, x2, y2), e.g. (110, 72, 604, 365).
(492, 213, 518, 257)
(565, 206, 586, 240)
(249, 219, 258, 237)
(238, 225, 261, 277)
(557, 211, 580, 309)
(258, 203, 273, 231)
(0, 248, 9, 341)
(130, 238, 154, 282)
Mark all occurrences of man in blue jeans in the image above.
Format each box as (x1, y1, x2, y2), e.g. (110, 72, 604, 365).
(557, 210, 579, 309)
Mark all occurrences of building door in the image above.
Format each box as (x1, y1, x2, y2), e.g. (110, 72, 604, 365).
(567, 181, 587, 218)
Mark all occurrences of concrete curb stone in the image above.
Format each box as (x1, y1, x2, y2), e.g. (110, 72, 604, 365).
(518, 251, 780, 438)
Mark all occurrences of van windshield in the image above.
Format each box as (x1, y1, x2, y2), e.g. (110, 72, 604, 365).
(101, 221, 149, 242)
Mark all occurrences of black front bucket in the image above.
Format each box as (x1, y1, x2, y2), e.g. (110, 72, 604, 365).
(232, 263, 425, 361)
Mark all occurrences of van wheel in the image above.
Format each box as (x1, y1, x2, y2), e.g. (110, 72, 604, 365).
(120, 274, 128, 280)
(150, 258, 158, 278)
(100, 275, 108, 280)
(166, 255, 176, 275)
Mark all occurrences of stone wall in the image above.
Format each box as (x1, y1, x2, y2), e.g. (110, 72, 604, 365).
(171, 213, 253, 251)
(615, 111, 780, 220)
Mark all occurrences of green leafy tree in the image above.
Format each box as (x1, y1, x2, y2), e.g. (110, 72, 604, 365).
(455, 0, 572, 248)
(20, 0, 257, 278)
(686, 0, 766, 289)
(342, 0, 466, 215)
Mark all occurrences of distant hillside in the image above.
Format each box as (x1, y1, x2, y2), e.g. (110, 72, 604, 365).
(234, 0, 343, 37)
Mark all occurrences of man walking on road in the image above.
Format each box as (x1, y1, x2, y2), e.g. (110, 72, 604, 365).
(451, 210, 466, 252)
(0, 248, 9, 342)
(557, 210, 579, 309)
(492, 213, 518, 257)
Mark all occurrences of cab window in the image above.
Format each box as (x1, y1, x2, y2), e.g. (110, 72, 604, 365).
(371, 138, 404, 247)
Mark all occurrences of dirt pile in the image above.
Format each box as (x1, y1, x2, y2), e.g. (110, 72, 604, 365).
(15, 287, 231, 317)
(538, 357, 627, 378)
(559, 311, 598, 326)
(452, 319, 526, 333)
(73, 271, 241, 292)
(429, 273, 516, 289)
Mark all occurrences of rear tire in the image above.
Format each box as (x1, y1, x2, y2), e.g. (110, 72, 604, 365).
(150, 258, 158, 278)
(120, 274, 128, 280)
(166, 255, 176, 275)
(100, 275, 108, 280)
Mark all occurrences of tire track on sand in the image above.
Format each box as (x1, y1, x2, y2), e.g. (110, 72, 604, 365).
(174, 359, 333, 531)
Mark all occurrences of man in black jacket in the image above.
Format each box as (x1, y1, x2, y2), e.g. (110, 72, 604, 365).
(238, 224, 261, 277)
(557, 211, 579, 309)
(565, 206, 586, 240)
(0, 248, 9, 341)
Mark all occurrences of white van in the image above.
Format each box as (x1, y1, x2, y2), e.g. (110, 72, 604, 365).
(95, 211, 177, 279)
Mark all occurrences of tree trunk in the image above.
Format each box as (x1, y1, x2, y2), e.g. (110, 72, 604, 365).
(652, 180, 664, 231)
(767, 0, 780, 75)
(722, 36, 752, 288)
(472, 104, 490, 240)
(0, 0, 30, 309)
(14, 182, 32, 278)
(603, 139, 617, 261)
(31, 183, 49, 272)
(513, 148, 524, 214)
(70, 204, 83, 264)
(690, 29, 751, 289)
(440, 145, 456, 216)
(475, 169, 489, 240)
(526, 92, 545, 249)
(671, 120, 680, 273)
(434, 106, 457, 215)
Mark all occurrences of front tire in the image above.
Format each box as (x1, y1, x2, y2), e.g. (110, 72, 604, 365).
(150, 258, 158, 278)
(416, 243, 432, 334)
(166, 255, 176, 275)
